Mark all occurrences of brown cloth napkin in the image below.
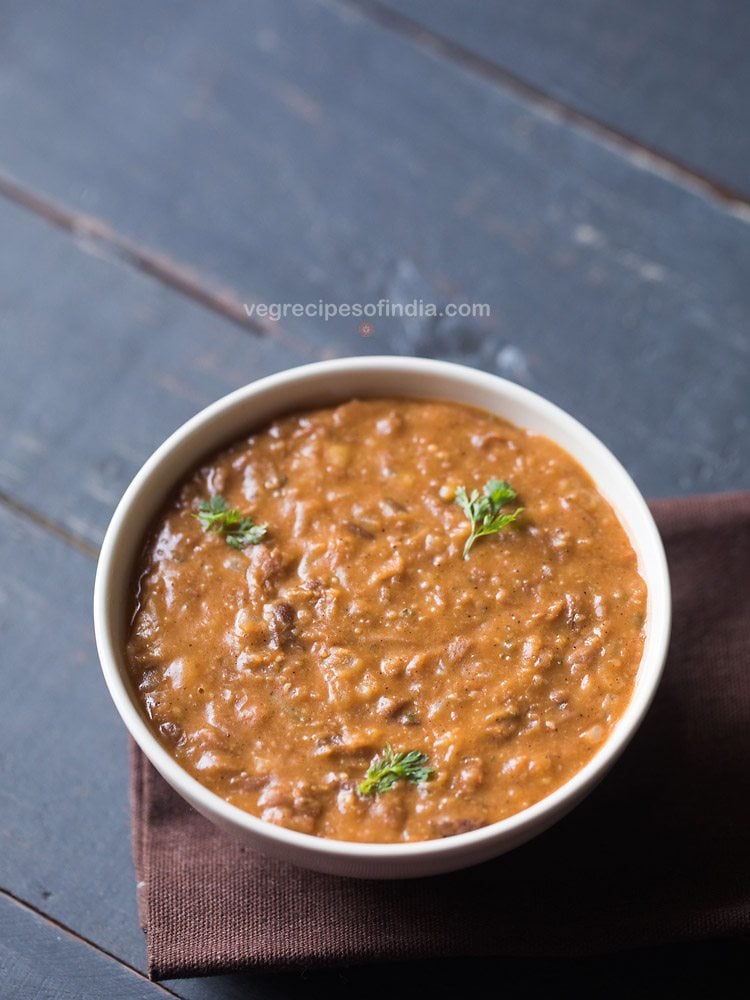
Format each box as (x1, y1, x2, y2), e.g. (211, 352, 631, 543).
(131, 492, 750, 979)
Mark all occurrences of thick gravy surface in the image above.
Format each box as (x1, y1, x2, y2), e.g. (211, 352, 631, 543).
(127, 399, 646, 842)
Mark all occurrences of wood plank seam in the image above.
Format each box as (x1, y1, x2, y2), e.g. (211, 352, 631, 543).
(337, 0, 750, 219)
(0, 172, 294, 344)
(0, 888, 181, 994)
(0, 488, 99, 560)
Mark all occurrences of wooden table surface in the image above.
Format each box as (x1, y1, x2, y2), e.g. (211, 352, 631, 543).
(1, 2, 747, 996)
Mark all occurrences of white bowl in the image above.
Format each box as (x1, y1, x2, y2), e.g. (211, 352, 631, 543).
(94, 357, 671, 878)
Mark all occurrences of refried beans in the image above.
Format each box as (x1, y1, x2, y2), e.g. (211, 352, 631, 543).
(126, 398, 646, 842)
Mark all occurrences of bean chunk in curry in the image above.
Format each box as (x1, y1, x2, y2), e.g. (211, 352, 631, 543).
(127, 399, 646, 842)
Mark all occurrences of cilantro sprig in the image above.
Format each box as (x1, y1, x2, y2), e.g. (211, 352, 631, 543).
(195, 495, 267, 550)
(454, 479, 524, 559)
(358, 744, 435, 796)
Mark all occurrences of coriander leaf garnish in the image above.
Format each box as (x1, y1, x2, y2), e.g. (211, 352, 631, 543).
(195, 495, 267, 549)
(224, 522, 268, 549)
(454, 478, 524, 559)
(358, 744, 435, 796)
(195, 494, 235, 529)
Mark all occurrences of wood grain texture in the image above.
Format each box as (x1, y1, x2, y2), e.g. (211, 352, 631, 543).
(0, 0, 748, 499)
(0, 197, 314, 549)
(377, 0, 750, 198)
(0, 893, 175, 999)
(0, 504, 148, 968)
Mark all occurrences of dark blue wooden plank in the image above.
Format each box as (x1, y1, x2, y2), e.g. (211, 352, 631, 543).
(379, 0, 750, 198)
(0, 0, 747, 502)
(0, 505, 148, 968)
(0, 196, 314, 548)
(0, 893, 172, 998)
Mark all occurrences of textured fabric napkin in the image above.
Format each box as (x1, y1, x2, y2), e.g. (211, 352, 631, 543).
(131, 492, 750, 979)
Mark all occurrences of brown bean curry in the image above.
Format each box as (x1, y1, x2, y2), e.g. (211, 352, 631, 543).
(127, 399, 646, 843)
